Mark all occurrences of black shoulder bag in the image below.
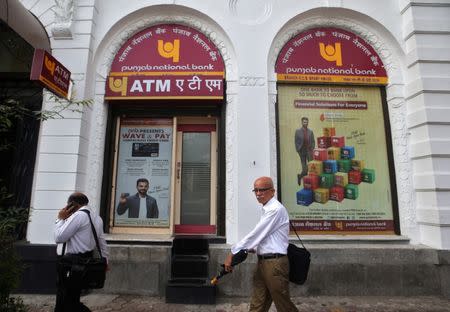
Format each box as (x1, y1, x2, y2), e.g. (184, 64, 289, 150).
(287, 220, 311, 285)
(59, 210, 107, 289)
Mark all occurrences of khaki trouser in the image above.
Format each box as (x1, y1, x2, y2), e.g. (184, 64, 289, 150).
(249, 256, 298, 312)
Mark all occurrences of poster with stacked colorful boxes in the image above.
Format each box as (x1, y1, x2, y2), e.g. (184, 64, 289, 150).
(278, 84, 395, 235)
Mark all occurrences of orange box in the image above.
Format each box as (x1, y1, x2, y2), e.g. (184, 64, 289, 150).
(351, 160, 365, 171)
(327, 147, 341, 160)
(308, 160, 323, 175)
(323, 127, 336, 137)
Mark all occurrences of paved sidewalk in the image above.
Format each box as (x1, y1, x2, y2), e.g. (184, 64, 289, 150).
(18, 294, 450, 312)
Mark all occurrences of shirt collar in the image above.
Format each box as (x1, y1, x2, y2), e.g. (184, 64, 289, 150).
(262, 196, 276, 211)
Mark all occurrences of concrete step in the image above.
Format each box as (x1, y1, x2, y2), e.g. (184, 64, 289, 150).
(165, 278, 216, 304)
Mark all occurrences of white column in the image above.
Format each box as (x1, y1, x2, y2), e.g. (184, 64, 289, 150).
(26, 0, 99, 244)
(401, 0, 450, 249)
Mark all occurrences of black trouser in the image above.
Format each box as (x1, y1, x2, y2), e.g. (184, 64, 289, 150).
(55, 251, 93, 312)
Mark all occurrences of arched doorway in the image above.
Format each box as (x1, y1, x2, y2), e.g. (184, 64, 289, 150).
(103, 24, 226, 236)
(274, 27, 399, 235)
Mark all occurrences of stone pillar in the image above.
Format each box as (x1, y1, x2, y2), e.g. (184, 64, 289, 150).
(401, 0, 450, 249)
(26, 0, 99, 244)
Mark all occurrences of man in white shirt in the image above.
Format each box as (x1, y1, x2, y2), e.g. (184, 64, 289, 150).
(54, 192, 109, 312)
(224, 177, 298, 312)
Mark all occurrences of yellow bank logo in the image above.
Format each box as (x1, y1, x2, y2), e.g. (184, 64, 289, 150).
(157, 39, 180, 62)
(109, 77, 128, 96)
(319, 42, 342, 66)
(44, 55, 56, 75)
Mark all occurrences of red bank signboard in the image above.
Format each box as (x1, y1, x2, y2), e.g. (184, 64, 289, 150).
(30, 49, 71, 99)
(105, 24, 225, 100)
(275, 27, 388, 85)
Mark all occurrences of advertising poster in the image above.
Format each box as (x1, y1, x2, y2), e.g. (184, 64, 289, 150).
(278, 84, 395, 234)
(114, 118, 172, 227)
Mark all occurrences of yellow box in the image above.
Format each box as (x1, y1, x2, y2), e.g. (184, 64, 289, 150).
(307, 160, 323, 175)
(351, 160, 365, 171)
(323, 127, 336, 137)
(314, 188, 329, 204)
(327, 147, 341, 160)
(334, 172, 348, 187)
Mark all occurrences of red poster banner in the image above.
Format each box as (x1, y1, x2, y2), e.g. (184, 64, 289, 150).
(275, 27, 388, 85)
(105, 24, 225, 100)
(290, 220, 395, 233)
(30, 49, 71, 99)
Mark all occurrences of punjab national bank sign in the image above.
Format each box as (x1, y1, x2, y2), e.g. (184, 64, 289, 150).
(105, 24, 225, 100)
(30, 49, 71, 99)
(275, 27, 388, 85)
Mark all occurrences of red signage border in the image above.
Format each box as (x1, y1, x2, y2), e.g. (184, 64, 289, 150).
(30, 49, 71, 99)
(105, 24, 225, 100)
(275, 27, 388, 85)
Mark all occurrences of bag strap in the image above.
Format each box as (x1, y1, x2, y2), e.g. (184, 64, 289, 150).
(80, 209, 103, 258)
(289, 219, 307, 250)
(61, 210, 103, 258)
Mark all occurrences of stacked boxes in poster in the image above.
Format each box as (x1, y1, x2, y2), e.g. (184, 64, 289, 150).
(317, 137, 331, 148)
(314, 188, 329, 204)
(330, 186, 344, 202)
(361, 168, 376, 183)
(348, 170, 362, 184)
(337, 159, 351, 172)
(341, 146, 355, 159)
(313, 148, 328, 161)
(331, 136, 345, 147)
(323, 160, 337, 174)
(319, 173, 334, 188)
(345, 184, 359, 199)
(327, 147, 341, 160)
(334, 172, 348, 187)
(296, 189, 313, 206)
(323, 127, 336, 137)
(351, 160, 365, 171)
(308, 161, 323, 175)
(298, 127, 376, 205)
(303, 174, 319, 190)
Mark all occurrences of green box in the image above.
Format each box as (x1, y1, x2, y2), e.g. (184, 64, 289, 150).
(361, 168, 376, 183)
(319, 173, 334, 188)
(337, 159, 351, 173)
(344, 184, 359, 199)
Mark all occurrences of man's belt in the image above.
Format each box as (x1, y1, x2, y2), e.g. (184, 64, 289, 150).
(257, 253, 286, 260)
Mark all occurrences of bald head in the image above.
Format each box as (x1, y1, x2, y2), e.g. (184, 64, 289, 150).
(254, 176, 274, 188)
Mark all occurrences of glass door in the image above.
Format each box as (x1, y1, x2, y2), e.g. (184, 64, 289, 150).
(174, 118, 217, 234)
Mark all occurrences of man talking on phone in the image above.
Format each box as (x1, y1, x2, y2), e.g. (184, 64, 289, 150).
(54, 192, 108, 312)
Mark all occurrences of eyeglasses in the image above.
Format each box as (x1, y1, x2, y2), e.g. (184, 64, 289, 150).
(252, 187, 272, 193)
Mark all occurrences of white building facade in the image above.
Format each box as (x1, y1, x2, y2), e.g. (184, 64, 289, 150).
(10, 0, 450, 297)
